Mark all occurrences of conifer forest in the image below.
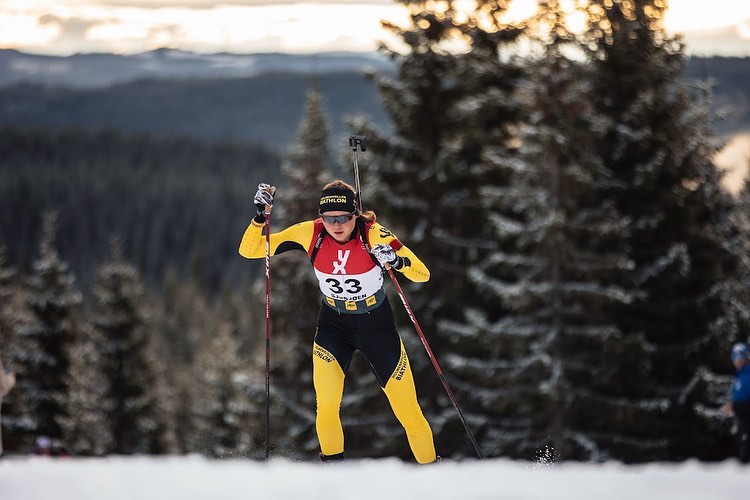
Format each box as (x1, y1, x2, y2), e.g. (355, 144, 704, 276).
(1, 0, 750, 464)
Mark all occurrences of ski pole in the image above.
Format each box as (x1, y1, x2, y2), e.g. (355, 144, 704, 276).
(349, 135, 366, 213)
(263, 185, 276, 461)
(347, 135, 484, 459)
(385, 267, 484, 459)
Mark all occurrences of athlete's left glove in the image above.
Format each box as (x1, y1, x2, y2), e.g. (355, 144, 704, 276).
(371, 244, 404, 270)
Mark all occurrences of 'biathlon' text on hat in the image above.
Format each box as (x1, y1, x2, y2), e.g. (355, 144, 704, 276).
(319, 187, 356, 214)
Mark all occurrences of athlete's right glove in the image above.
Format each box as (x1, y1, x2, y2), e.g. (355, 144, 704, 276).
(253, 183, 276, 223)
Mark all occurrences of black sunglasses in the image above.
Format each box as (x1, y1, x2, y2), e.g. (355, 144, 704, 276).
(320, 213, 355, 224)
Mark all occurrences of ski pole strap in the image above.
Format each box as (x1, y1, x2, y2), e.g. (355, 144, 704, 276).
(322, 288, 385, 314)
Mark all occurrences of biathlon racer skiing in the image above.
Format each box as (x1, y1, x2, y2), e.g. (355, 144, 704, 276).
(239, 180, 438, 464)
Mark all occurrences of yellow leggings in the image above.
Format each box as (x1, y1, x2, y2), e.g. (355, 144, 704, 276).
(312, 340, 436, 464)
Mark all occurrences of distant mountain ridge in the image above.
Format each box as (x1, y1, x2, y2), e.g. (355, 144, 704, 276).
(0, 72, 392, 152)
(0, 49, 395, 89)
(0, 49, 747, 153)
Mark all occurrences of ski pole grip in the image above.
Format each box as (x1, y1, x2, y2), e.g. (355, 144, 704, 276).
(263, 185, 276, 216)
(349, 135, 367, 152)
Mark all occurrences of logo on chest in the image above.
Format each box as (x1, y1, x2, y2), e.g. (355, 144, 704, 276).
(332, 249, 350, 274)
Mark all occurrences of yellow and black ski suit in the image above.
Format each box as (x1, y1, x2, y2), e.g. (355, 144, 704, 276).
(239, 217, 436, 463)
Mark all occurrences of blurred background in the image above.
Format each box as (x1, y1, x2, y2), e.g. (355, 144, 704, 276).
(0, 0, 749, 463)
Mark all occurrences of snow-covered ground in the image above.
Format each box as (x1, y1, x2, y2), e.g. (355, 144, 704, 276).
(0, 455, 746, 500)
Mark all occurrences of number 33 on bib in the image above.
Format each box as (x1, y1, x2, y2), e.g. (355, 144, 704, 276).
(313, 243, 383, 302)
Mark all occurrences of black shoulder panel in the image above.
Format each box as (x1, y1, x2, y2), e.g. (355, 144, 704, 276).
(274, 241, 305, 255)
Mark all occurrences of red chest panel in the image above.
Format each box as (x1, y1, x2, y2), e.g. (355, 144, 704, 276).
(307, 220, 384, 302)
(307, 220, 377, 274)
(313, 236, 375, 274)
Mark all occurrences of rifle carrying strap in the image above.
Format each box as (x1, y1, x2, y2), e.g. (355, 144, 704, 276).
(309, 218, 382, 269)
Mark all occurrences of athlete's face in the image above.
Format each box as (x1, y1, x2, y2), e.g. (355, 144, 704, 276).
(321, 211, 357, 243)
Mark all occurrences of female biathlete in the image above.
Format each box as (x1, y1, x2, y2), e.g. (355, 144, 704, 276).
(239, 180, 437, 464)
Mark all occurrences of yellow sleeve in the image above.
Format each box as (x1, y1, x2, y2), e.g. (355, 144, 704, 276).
(239, 219, 315, 259)
(368, 222, 430, 283)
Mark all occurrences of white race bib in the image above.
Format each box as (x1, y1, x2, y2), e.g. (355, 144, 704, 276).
(314, 266, 383, 302)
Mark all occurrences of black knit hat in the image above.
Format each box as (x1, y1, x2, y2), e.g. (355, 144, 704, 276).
(319, 186, 356, 214)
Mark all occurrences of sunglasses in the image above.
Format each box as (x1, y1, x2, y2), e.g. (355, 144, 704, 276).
(320, 213, 355, 224)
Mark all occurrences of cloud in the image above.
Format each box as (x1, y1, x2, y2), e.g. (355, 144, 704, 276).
(17, 2, 409, 55)
(40, 14, 101, 38)
(13, 1, 749, 57)
(36, 14, 114, 52)
(90, 0, 394, 8)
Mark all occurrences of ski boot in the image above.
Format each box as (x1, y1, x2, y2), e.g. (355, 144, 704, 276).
(319, 452, 345, 464)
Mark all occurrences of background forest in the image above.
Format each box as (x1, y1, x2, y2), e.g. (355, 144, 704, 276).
(1, 0, 750, 464)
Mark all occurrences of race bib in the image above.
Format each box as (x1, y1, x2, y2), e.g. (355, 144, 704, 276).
(310, 223, 385, 302)
(314, 266, 383, 302)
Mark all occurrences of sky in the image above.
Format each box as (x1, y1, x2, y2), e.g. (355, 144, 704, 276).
(1, 455, 749, 500)
(716, 132, 750, 195)
(1, 0, 749, 57)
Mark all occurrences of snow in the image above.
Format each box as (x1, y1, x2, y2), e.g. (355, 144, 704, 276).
(1, 455, 747, 500)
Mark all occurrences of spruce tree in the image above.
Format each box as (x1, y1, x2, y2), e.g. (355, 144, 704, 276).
(9, 213, 83, 452)
(190, 322, 261, 458)
(349, 4, 466, 459)
(282, 83, 334, 217)
(0, 246, 14, 354)
(585, 0, 740, 460)
(0, 247, 38, 453)
(722, 174, 750, 425)
(352, 0, 526, 458)
(728, 177, 750, 336)
(90, 242, 177, 454)
(215, 282, 268, 457)
(269, 85, 334, 458)
(454, 0, 648, 460)
(60, 323, 113, 455)
(0, 246, 18, 452)
(159, 271, 215, 453)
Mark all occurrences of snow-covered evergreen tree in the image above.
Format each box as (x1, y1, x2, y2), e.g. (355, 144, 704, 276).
(728, 176, 750, 336)
(723, 175, 750, 408)
(282, 83, 334, 221)
(90, 242, 177, 454)
(268, 85, 334, 458)
(452, 1, 647, 460)
(60, 322, 113, 455)
(159, 271, 210, 367)
(584, 0, 740, 460)
(0, 246, 38, 453)
(7, 213, 83, 452)
(349, 4, 468, 459)
(0, 246, 15, 354)
(352, 0, 526, 459)
(157, 270, 216, 453)
(190, 322, 260, 458)
(213, 281, 268, 457)
(732, 174, 750, 314)
(0, 245, 18, 448)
